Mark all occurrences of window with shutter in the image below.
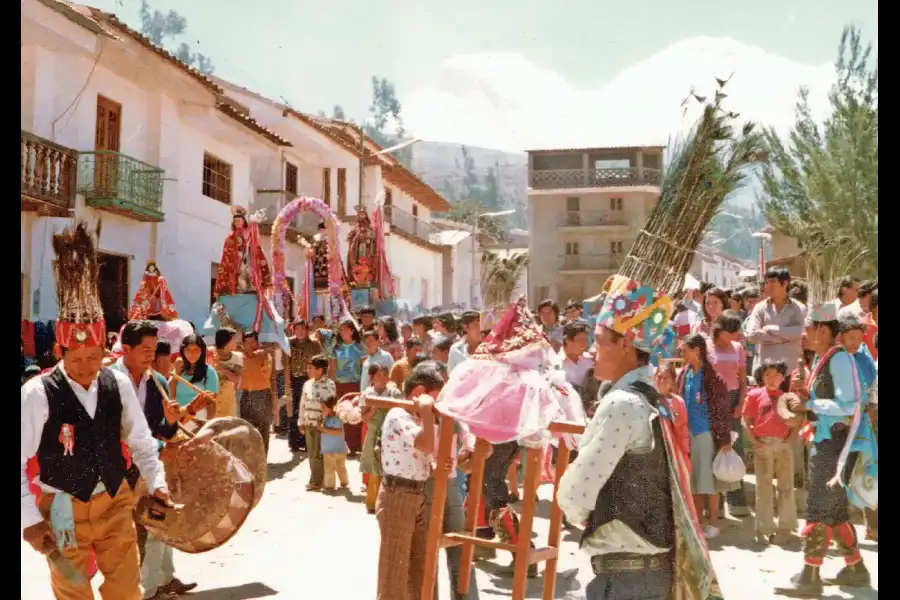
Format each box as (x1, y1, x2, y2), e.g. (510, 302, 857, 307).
(337, 168, 347, 215)
(285, 162, 298, 195)
(322, 168, 331, 205)
(202, 153, 232, 204)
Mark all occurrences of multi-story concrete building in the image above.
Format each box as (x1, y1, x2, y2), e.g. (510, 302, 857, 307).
(525, 146, 664, 303)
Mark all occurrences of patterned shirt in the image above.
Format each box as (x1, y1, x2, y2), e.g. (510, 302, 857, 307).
(288, 337, 323, 378)
(381, 407, 431, 481)
(558, 366, 669, 556)
(333, 343, 365, 384)
(300, 376, 336, 427)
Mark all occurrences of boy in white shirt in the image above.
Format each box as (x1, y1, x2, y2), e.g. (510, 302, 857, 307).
(299, 354, 336, 491)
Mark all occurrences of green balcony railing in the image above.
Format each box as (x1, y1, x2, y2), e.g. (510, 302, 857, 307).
(77, 150, 165, 222)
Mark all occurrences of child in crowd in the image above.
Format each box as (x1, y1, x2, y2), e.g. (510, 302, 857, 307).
(742, 359, 798, 545)
(654, 361, 691, 463)
(360, 363, 404, 513)
(213, 327, 243, 417)
(300, 354, 336, 491)
(152, 340, 173, 377)
(320, 397, 350, 491)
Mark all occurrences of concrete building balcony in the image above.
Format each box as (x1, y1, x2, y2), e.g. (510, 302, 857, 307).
(531, 167, 661, 190)
(252, 189, 320, 239)
(385, 205, 441, 249)
(21, 130, 77, 217)
(559, 209, 631, 231)
(77, 151, 165, 222)
(559, 253, 623, 274)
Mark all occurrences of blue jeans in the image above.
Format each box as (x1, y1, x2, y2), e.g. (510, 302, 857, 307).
(585, 565, 672, 600)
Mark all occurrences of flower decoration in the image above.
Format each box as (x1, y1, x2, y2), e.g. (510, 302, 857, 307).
(610, 293, 631, 316)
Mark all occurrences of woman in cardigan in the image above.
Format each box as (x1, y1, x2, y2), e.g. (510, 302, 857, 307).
(678, 333, 736, 539)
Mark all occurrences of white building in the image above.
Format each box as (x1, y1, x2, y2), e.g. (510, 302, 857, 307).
(689, 247, 752, 290)
(21, 0, 451, 335)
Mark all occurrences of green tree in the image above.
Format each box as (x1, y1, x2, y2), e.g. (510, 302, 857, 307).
(444, 198, 510, 243)
(480, 252, 529, 308)
(756, 25, 877, 300)
(332, 105, 346, 120)
(139, 0, 214, 75)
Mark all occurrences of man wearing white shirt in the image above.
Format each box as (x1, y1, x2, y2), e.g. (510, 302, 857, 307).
(21, 220, 174, 600)
(448, 311, 482, 375)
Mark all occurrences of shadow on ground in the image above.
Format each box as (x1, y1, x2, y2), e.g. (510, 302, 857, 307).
(189, 582, 278, 599)
(266, 452, 304, 482)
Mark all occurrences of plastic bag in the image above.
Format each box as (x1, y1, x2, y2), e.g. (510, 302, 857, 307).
(712, 445, 746, 484)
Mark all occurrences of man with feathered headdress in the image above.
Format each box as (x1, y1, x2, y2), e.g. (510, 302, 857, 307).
(21, 221, 176, 599)
(558, 275, 724, 600)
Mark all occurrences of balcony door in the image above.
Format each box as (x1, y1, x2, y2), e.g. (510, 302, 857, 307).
(95, 96, 122, 198)
(98, 252, 128, 335)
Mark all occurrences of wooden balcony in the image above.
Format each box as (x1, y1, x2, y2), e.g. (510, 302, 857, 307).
(559, 253, 623, 273)
(21, 131, 77, 216)
(559, 209, 630, 230)
(531, 167, 661, 190)
(251, 189, 320, 241)
(385, 205, 442, 250)
(77, 151, 165, 222)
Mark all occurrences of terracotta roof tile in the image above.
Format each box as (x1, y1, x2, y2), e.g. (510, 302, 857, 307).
(82, 6, 223, 95)
(216, 103, 291, 146)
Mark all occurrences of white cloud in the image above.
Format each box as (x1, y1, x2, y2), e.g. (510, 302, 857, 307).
(404, 37, 835, 154)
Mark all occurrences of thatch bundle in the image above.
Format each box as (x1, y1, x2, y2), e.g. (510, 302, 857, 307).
(618, 76, 765, 295)
(52, 220, 104, 324)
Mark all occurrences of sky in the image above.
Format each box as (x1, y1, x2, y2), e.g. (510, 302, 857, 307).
(90, 0, 877, 123)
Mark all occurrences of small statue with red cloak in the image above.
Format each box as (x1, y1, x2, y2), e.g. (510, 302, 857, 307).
(129, 260, 178, 321)
(214, 206, 273, 297)
(346, 208, 377, 288)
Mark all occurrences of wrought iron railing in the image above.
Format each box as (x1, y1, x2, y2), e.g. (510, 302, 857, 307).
(384, 205, 440, 246)
(77, 150, 164, 219)
(560, 209, 630, 228)
(21, 131, 77, 211)
(252, 189, 320, 235)
(532, 167, 662, 189)
(559, 253, 623, 271)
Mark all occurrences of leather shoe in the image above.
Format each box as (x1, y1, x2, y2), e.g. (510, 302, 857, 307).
(159, 578, 198, 594)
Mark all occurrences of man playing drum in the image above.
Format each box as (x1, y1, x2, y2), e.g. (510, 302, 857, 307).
(21, 222, 175, 600)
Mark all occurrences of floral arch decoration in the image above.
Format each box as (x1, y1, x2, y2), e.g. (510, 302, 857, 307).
(271, 196, 347, 322)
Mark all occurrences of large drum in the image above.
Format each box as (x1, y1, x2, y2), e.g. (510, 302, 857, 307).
(197, 417, 268, 507)
(134, 426, 255, 553)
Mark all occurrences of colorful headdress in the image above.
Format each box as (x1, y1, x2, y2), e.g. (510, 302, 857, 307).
(52, 221, 105, 350)
(231, 206, 248, 219)
(809, 302, 838, 323)
(594, 274, 672, 352)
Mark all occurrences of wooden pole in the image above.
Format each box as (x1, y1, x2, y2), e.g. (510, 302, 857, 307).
(543, 421, 586, 600)
(421, 417, 455, 600)
(456, 438, 491, 594)
(511, 447, 542, 600)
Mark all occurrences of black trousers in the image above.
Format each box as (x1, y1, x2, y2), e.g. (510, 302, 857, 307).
(288, 375, 308, 450)
(806, 425, 855, 525)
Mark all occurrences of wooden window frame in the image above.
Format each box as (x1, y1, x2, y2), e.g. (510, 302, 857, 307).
(322, 168, 331, 206)
(337, 168, 347, 216)
(285, 162, 298, 195)
(203, 152, 232, 205)
(610, 241, 624, 255)
(565, 241, 579, 256)
(566, 196, 580, 211)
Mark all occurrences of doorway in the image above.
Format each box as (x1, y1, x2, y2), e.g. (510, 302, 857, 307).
(98, 253, 129, 334)
(95, 95, 122, 197)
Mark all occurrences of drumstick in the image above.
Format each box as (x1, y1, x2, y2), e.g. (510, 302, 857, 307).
(174, 374, 208, 396)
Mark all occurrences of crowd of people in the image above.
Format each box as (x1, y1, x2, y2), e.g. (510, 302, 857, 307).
(21, 264, 878, 600)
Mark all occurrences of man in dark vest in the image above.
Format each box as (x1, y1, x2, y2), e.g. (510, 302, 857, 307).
(112, 320, 197, 599)
(558, 275, 724, 600)
(775, 303, 874, 597)
(20, 222, 175, 600)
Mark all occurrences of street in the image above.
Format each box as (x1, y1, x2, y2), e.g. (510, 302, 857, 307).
(22, 438, 878, 599)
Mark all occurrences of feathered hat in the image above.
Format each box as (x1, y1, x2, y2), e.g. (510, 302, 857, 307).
(52, 221, 106, 350)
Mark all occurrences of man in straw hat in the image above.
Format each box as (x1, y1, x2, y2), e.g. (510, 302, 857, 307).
(21, 222, 176, 600)
(774, 302, 874, 596)
(559, 274, 723, 600)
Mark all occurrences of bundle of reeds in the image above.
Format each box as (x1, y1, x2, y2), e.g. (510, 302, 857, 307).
(618, 76, 765, 295)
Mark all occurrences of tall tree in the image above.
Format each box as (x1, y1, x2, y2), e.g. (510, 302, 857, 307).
(756, 25, 877, 300)
(139, 0, 214, 75)
(332, 105, 346, 120)
(444, 198, 510, 243)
